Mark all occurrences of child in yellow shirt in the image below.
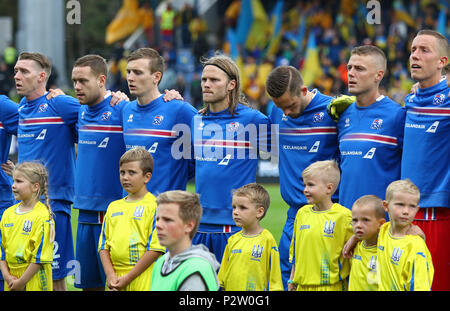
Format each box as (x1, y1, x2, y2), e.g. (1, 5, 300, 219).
(0, 162, 54, 291)
(99, 147, 165, 291)
(289, 160, 353, 291)
(218, 183, 283, 291)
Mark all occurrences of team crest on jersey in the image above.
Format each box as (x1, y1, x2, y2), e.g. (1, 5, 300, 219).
(433, 93, 445, 106)
(153, 115, 164, 125)
(323, 220, 335, 237)
(390, 247, 403, 265)
(100, 111, 112, 121)
(133, 205, 145, 218)
(22, 220, 33, 234)
(227, 122, 240, 132)
(251, 245, 263, 261)
(38, 103, 48, 113)
(313, 112, 324, 123)
(344, 118, 350, 127)
(370, 119, 383, 130)
(368, 255, 377, 271)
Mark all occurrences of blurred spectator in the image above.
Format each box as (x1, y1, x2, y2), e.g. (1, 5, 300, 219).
(158, 62, 177, 92)
(0, 61, 13, 95)
(178, 3, 195, 48)
(190, 71, 203, 110)
(160, 3, 176, 45)
(224, 0, 241, 29)
(174, 73, 186, 97)
(140, 2, 155, 46)
(2, 43, 17, 76)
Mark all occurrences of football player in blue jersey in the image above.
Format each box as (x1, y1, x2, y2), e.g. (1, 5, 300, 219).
(0, 95, 18, 291)
(191, 54, 271, 265)
(71, 54, 129, 291)
(337, 45, 405, 211)
(403, 30, 449, 290)
(122, 48, 197, 197)
(12, 52, 80, 290)
(265, 66, 339, 290)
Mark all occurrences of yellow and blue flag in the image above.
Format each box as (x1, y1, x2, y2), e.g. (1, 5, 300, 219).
(301, 33, 323, 87)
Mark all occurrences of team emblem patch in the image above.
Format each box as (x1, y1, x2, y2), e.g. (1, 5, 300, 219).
(433, 93, 445, 106)
(153, 115, 164, 125)
(38, 103, 48, 112)
(313, 112, 324, 123)
(100, 111, 112, 121)
(370, 119, 383, 130)
(227, 122, 240, 132)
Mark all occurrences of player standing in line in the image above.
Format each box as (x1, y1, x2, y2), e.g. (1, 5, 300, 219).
(0, 162, 54, 291)
(0, 95, 17, 214)
(122, 48, 197, 197)
(265, 66, 339, 289)
(99, 147, 165, 291)
(348, 195, 386, 291)
(402, 29, 449, 290)
(12, 52, 80, 290)
(377, 179, 434, 291)
(191, 54, 271, 263)
(0, 95, 18, 291)
(218, 183, 283, 291)
(70, 54, 129, 291)
(337, 45, 405, 210)
(288, 160, 353, 291)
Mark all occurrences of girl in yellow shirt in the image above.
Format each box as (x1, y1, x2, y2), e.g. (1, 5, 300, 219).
(0, 162, 54, 291)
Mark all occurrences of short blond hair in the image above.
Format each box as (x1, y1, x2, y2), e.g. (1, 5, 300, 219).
(233, 183, 270, 220)
(302, 160, 340, 193)
(353, 195, 385, 219)
(156, 190, 202, 239)
(385, 179, 420, 202)
(119, 147, 154, 174)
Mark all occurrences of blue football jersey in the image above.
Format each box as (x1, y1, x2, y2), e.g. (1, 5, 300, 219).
(402, 78, 450, 208)
(17, 93, 80, 210)
(74, 96, 128, 213)
(337, 96, 405, 209)
(269, 89, 339, 208)
(0, 95, 18, 207)
(193, 103, 271, 225)
(122, 95, 197, 196)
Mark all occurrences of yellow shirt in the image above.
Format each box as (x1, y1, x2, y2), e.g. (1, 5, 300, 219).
(377, 222, 434, 291)
(348, 241, 378, 291)
(218, 229, 283, 291)
(289, 203, 353, 287)
(98, 192, 165, 274)
(0, 202, 54, 291)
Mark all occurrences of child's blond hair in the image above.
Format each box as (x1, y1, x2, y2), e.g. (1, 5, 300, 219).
(232, 183, 270, 220)
(302, 160, 340, 193)
(353, 195, 385, 219)
(385, 179, 420, 202)
(156, 190, 202, 239)
(119, 147, 154, 174)
(13, 161, 55, 241)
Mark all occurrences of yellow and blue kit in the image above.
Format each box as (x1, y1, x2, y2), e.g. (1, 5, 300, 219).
(0, 202, 54, 291)
(98, 192, 165, 290)
(218, 229, 283, 291)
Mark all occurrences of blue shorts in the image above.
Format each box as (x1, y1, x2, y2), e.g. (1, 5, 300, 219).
(75, 220, 106, 289)
(192, 224, 240, 265)
(278, 206, 300, 291)
(51, 202, 75, 280)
